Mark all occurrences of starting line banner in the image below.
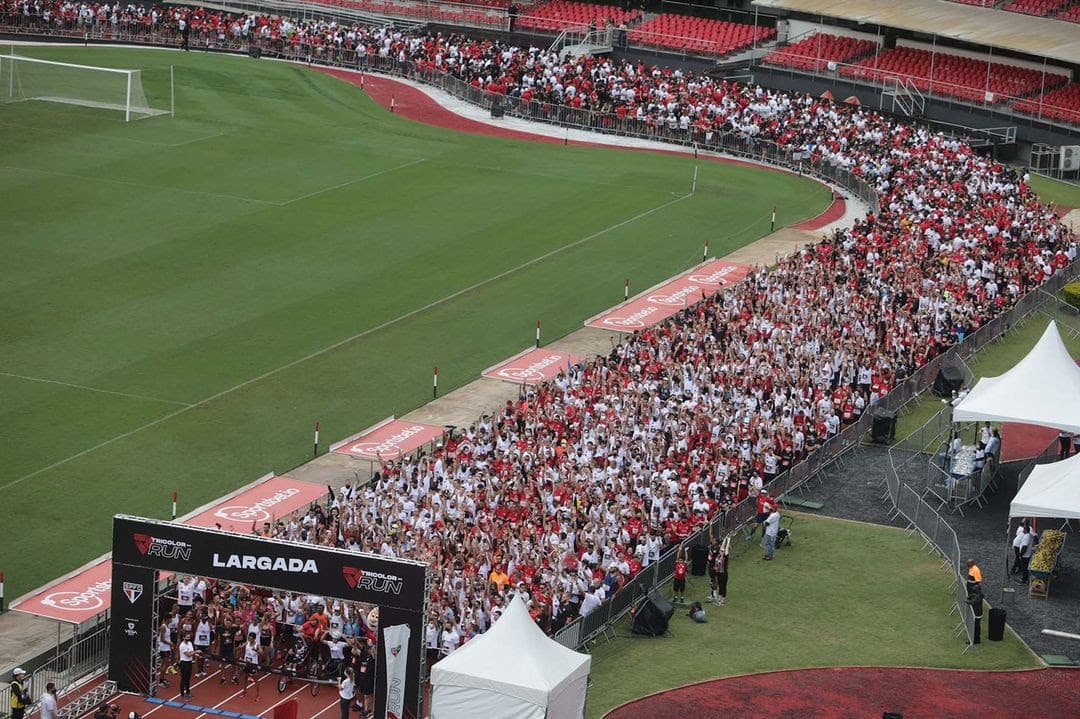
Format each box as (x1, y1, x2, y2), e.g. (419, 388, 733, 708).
(11, 475, 325, 624)
(331, 417, 445, 460)
(482, 347, 584, 385)
(585, 259, 753, 332)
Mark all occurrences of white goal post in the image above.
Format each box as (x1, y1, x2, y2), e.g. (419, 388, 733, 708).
(0, 52, 168, 121)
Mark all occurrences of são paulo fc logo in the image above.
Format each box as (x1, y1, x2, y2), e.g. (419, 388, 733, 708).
(123, 581, 144, 604)
(134, 533, 193, 561)
(390, 644, 401, 657)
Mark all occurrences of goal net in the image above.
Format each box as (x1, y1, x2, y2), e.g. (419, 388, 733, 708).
(0, 53, 166, 121)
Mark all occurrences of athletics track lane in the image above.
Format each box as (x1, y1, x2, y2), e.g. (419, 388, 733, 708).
(604, 666, 1080, 719)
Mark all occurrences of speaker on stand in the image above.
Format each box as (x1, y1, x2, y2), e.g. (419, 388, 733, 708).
(871, 408, 897, 444)
(932, 366, 964, 397)
(630, 588, 674, 636)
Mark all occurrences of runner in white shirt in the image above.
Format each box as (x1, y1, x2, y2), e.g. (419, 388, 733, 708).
(177, 577, 195, 613)
(241, 635, 261, 698)
(157, 622, 174, 687)
(194, 616, 213, 677)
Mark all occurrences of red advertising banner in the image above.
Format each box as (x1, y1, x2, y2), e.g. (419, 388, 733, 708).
(331, 419, 445, 460)
(12, 475, 324, 623)
(585, 259, 753, 332)
(482, 347, 584, 384)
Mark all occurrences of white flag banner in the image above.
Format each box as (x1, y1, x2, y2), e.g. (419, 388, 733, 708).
(382, 623, 411, 719)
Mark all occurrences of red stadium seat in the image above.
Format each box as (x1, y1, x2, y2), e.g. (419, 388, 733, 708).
(838, 46, 1068, 105)
(627, 14, 774, 57)
(1013, 83, 1080, 126)
(515, 1, 641, 32)
(1001, 0, 1070, 17)
(762, 33, 877, 72)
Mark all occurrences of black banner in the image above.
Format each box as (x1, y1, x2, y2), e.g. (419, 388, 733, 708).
(112, 515, 427, 611)
(111, 515, 429, 719)
(108, 564, 156, 694)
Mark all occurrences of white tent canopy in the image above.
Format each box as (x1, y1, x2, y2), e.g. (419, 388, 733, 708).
(430, 594, 591, 719)
(1010, 452, 1080, 519)
(952, 321, 1080, 434)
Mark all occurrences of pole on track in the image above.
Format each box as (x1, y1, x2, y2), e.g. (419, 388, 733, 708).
(170, 65, 175, 118)
(691, 165, 698, 195)
(313, 422, 320, 458)
(433, 365, 438, 399)
(0, 571, 5, 612)
(703, 239, 709, 263)
(535, 320, 541, 348)
(624, 278, 630, 301)
(771, 206, 776, 232)
(171, 491, 178, 520)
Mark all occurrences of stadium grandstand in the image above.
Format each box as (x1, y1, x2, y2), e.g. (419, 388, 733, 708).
(1, 0, 1080, 718)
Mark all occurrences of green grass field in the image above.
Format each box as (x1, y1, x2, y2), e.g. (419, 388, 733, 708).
(585, 513, 1039, 718)
(0, 46, 831, 601)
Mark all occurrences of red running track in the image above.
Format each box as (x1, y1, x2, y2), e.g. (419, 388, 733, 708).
(312, 68, 845, 231)
(37, 665, 345, 719)
(605, 667, 1080, 719)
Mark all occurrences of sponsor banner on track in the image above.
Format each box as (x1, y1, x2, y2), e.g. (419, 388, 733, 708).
(332, 420, 444, 460)
(586, 259, 752, 332)
(482, 347, 584, 384)
(14, 475, 326, 623)
(11, 558, 114, 624)
(185, 476, 327, 531)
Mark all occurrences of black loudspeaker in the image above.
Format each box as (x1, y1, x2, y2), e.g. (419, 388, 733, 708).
(690, 545, 708, 576)
(248, 46, 262, 59)
(490, 101, 505, 118)
(932, 366, 964, 397)
(630, 589, 673, 636)
(988, 607, 1006, 641)
(871, 409, 897, 444)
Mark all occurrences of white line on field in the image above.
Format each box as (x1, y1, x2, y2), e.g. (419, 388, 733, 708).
(277, 157, 427, 205)
(0, 370, 193, 406)
(0, 191, 690, 492)
(1, 164, 276, 205)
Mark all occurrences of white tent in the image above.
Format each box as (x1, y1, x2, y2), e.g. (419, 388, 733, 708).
(952, 321, 1080, 434)
(1010, 452, 1080, 519)
(430, 595, 591, 719)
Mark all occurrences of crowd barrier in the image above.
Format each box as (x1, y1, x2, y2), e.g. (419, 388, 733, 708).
(881, 260, 1080, 649)
(0, 623, 110, 718)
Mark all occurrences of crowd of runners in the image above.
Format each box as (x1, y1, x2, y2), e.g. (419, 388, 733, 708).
(4, 0, 1077, 660)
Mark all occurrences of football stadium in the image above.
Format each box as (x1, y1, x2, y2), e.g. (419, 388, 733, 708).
(1, 0, 1079, 717)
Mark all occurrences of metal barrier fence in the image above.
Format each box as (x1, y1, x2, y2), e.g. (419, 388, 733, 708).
(0, 624, 110, 719)
(879, 263, 1080, 648)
